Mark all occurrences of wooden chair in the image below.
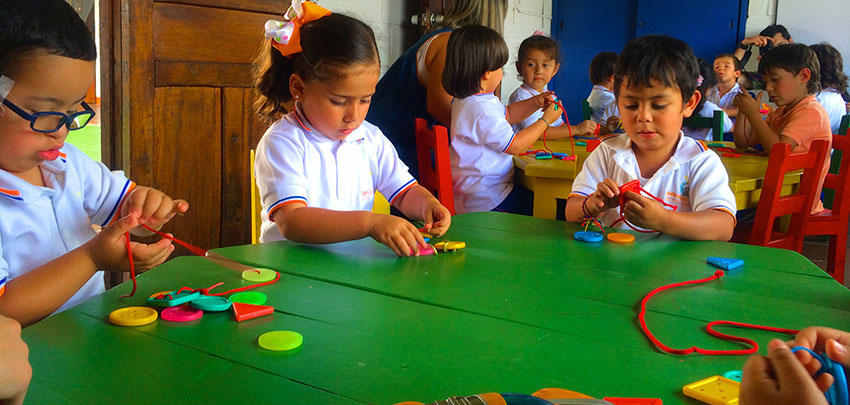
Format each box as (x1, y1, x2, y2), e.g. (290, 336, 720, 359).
(682, 110, 726, 141)
(801, 129, 850, 283)
(733, 140, 829, 252)
(414, 118, 455, 215)
(581, 99, 592, 121)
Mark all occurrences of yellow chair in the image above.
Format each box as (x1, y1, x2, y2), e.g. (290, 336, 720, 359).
(250, 149, 391, 244)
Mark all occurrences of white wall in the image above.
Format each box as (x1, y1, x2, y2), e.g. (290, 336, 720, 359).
(502, 0, 553, 103)
(776, 0, 850, 81)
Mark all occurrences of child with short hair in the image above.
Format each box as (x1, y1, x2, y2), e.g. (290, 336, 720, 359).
(0, 0, 188, 326)
(683, 58, 733, 141)
(509, 34, 596, 136)
(443, 25, 560, 215)
(707, 53, 743, 119)
(565, 35, 736, 241)
(253, 2, 450, 257)
(587, 51, 621, 127)
(810, 42, 849, 135)
(733, 43, 832, 213)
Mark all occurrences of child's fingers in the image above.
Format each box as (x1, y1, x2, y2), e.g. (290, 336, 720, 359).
(384, 236, 403, 257)
(140, 191, 164, 223)
(403, 225, 424, 252)
(392, 233, 414, 257)
(103, 213, 140, 240)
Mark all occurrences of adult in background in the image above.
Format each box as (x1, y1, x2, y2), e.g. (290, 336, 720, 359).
(733, 24, 793, 89)
(367, 0, 508, 178)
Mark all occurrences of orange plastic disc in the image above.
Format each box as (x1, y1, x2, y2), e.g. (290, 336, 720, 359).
(607, 232, 635, 243)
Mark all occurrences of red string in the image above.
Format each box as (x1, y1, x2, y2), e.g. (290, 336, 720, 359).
(140, 224, 208, 256)
(555, 100, 575, 158)
(611, 184, 678, 233)
(639, 270, 799, 355)
(120, 232, 137, 298)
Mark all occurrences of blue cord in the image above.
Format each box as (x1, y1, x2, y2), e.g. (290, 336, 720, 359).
(791, 346, 848, 405)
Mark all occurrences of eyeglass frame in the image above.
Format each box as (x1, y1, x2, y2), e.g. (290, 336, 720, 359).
(1, 97, 95, 133)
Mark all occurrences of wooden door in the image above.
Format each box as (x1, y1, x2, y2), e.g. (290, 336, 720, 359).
(101, 0, 275, 259)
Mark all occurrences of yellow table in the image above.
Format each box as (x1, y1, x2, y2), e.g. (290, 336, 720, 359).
(514, 139, 800, 219)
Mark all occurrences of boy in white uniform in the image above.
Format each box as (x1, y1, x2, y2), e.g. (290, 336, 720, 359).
(707, 53, 743, 119)
(587, 52, 620, 126)
(0, 0, 187, 326)
(442, 25, 560, 214)
(566, 35, 736, 241)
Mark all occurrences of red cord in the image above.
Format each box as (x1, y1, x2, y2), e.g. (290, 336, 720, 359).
(610, 184, 678, 233)
(120, 232, 137, 298)
(555, 100, 575, 158)
(140, 224, 208, 256)
(639, 270, 799, 355)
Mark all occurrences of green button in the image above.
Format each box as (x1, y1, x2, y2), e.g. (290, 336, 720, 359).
(229, 291, 267, 305)
(242, 268, 277, 283)
(258, 330, 303, 351)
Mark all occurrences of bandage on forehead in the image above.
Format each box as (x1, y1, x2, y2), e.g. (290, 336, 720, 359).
(0, 75, 14, 103)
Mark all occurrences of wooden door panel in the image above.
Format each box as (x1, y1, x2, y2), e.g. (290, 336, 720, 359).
(155, 61, 253, 87)
(153, 3, 274, 64)
(152, 87, 222, 251)
(157, 0, 282, 15)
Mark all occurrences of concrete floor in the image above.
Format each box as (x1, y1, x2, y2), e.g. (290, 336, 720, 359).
(801, 235, 850, 287)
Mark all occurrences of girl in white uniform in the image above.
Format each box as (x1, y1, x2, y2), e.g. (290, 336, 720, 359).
(811, 43, 849, 135)
(253, 1, 450, 257)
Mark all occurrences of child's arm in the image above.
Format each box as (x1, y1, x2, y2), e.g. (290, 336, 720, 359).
(622, 191, 734, 240)
(740, 339, 830, 405)
(733, 92, 797, 151)
(393, 185, 451, 236)
(565, 178, 620, 222)
(0, 314, 30, 405)
(505, 103, 561, 154)
(505, 91, 553, 125)
(272, 203, 428, 257)
(542, 120, 598, 140)
(425, 34, 453, 126)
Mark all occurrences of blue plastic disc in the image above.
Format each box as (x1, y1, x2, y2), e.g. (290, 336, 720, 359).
(189, 295, 232, 312)
(574, 231, 603, 243)
(723, 370, 742, 382)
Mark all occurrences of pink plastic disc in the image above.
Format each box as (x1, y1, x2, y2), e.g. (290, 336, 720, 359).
(161, 305, 203, 322)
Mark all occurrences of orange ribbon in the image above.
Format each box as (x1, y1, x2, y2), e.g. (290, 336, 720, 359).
(267, 1, 331, 58)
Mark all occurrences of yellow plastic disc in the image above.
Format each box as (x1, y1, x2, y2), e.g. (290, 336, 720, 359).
(109, 306, 158, 327)
(607, 232, 635, 243)
(434, 241, 466, 251)
(258, 330, 303, 351)
(242, 268, 278, 283)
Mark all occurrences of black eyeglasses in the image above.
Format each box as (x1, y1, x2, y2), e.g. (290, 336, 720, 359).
(2, 98, 95, 133)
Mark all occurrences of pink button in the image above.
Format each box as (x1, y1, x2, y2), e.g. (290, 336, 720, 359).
(161, 305, 203, 322)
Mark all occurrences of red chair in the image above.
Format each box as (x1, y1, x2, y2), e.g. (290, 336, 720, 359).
(732, 140, 830, 252)
(801, 130, 850, 283)
(414, 118, 455, 215)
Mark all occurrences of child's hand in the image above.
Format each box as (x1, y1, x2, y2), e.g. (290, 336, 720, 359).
(621, 191, 669, 231)
(733, 91, 762, 118)
(368, 214, 428, 257)
(121, 186, 189, 234)
(793, 326, 850, 369)
(420, 200, 451, 237)
(604, 116, 621, 133)
(584, 178, 620, 217)
(740, 340, 828, 405)
(532, 91, 555, 109)
(0, 315, 31, 404)
(84, 213, 175, 272)
(541, 103, 560, 126)
(575, 120, 597, 135)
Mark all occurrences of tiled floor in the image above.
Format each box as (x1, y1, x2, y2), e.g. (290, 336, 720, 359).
(801, 234, 849, 287)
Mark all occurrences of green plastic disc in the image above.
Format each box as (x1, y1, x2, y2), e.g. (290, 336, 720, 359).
(229, 291, 267, 305)
(258, 330, 303, 351)
(242, 268, 277, 283)
(189, 295, 232, 312)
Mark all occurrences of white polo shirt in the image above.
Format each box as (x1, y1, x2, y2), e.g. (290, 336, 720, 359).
(816, 88, 846, 135)
(450, 93, 517, 213)
(255, 107, 417, 243)
(570, 133, 736, 231)
(0, 144, 133, 313)
(587, 85, 617, 124)
(682, 101, 733, 141)
(706, 83, 742, 111)
(508, 84, 564, 132)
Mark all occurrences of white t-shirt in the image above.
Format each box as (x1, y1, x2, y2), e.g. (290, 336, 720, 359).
(508, 84, 564, 132)
(450, 93, 516, 213)
(587, 85, 617, 124)
(570, 133, 737, 231)
(706, 83, 742, 111)
(254, 106, 417, 243)
(682, 101, 733, 141)
(816, 88, 846, 135)
(0, 144, 133, 313)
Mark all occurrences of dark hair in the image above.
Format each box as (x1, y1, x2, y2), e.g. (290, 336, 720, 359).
(613, 35, 699, 103)
(758, 43, 821, 94)
(0, 0, 96, 80)
(759, 24, 791, 41)
(442, 25, 508, 99)
(253, 13, 379, 120)
(589, 52, 618, 85)
(692, 58, 715, 114)
(810, 42, 848, 92)
(517, 35, 559, 64)
(714, 53, 742, 72)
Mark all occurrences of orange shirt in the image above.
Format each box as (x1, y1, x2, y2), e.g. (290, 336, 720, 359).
(766, 95, 832, 213)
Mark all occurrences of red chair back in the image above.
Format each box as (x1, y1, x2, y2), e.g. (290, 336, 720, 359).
(749, 139, 829, 251)
(414, 118, 455, 215)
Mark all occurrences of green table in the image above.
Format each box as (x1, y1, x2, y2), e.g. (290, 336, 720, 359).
(24, 213, 850, 403)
